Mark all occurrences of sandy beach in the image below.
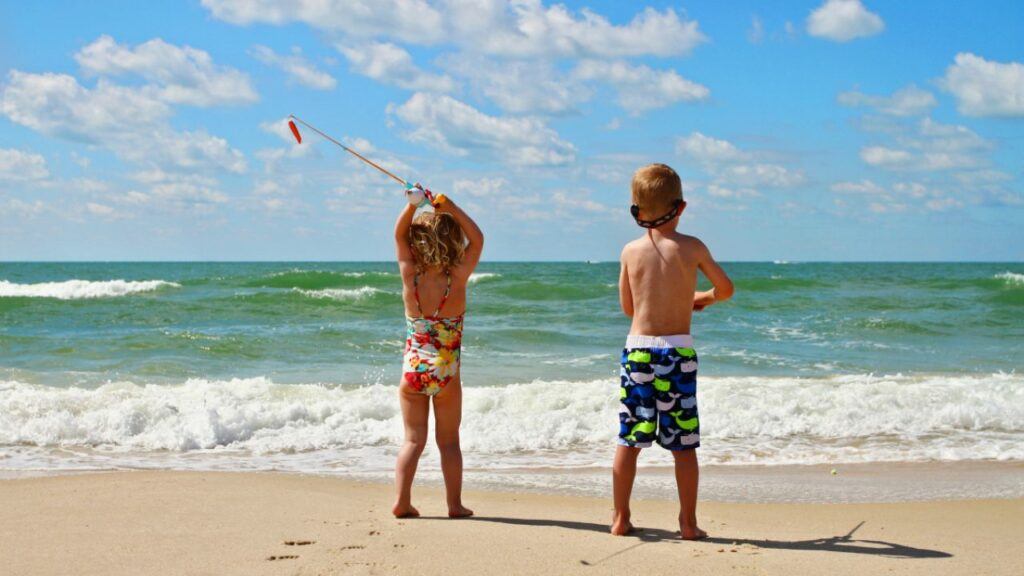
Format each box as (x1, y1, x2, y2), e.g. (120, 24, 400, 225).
(1, 471, 1020, 576)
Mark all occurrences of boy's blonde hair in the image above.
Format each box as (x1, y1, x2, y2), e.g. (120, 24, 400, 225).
(631, 163, 683, 219)
(408, 211, 466, 271)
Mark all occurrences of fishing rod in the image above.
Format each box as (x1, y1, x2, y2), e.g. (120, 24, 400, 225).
(288, 114, 410, 184)
(287, 114, 439, 207)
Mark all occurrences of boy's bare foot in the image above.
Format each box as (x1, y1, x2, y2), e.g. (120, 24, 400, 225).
(448, 505, 474, 518)
(610, 512, 634, 536)
(680, 525, 707, 540)
(392, 503, 420, 518)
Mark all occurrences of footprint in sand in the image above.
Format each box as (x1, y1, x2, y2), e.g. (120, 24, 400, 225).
(266, 555, 299, 561)
(284, 540, 315, 546)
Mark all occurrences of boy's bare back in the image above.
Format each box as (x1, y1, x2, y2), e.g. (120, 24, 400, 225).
(620, 231, 715, 336)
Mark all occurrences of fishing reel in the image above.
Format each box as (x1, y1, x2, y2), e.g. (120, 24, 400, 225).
(406, 183, 449, 208)
(405, 183, 435, 208)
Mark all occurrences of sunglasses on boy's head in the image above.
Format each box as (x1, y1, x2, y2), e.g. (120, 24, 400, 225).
(630, 199, 682, 229)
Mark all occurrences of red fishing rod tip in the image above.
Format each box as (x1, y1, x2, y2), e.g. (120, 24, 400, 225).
(288, 120, 302, 144)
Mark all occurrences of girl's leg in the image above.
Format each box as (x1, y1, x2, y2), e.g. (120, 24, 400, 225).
(394, 383, 430, 518)
(433, 378, 472, 517)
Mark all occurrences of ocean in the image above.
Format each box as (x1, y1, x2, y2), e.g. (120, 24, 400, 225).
(1, 262, 1022, 499)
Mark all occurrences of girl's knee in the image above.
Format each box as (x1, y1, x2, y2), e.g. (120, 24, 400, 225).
(435, 435, 460, 452)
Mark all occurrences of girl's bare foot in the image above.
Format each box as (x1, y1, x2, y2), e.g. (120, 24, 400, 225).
(448, 504, 474, 518)
(680, 525, 707, 540)
(392, 503, 420, 518)
(610, 512, 634, 536)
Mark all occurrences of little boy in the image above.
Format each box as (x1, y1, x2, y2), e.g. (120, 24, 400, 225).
(612, 163, 734, 540)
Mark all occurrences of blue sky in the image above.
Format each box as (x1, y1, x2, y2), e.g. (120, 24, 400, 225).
(0, 0, 1021, 261)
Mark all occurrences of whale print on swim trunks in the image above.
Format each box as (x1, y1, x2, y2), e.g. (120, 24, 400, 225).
(618, 345, 700, 450)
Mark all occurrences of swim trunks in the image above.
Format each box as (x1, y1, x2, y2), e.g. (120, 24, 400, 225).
(618, 334, 700, 450)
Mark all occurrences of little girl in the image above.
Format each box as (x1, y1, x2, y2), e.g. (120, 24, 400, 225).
(393, 186, 483, 518)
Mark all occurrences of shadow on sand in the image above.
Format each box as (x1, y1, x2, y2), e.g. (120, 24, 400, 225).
(449, 517, 951, 561)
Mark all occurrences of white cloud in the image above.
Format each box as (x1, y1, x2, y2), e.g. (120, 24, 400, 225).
(390, 92, 576, 166)
(444, 2, 706, 59)
(830, 179, 886, 194)
(572, 60, 709, 115)
(858, 118, 992, 172)
(748, 16, 765, 44)
(442, 55, 583, 115)
(721, 163, 804, 188)
(0, 198, 47, 218)
(706, 184, 760, 199)
(251, 45, 337, 90)
(201, 0, 446, 42)
(203, 1, 706, 59)
(676, 132, 743, 163)
(831, 179, 960, 213)
(86, 203, 117, 217)
(0, 148, 50, 182)
(940, 53, 1024, 117)
(838, 85, 936, 116)
(451, 176, 510, 198)
(339, 42, 454, 92)
(675, 132, 804, 193)
(75, 35, 257, 106)
(1, 70, 246, 175)
(831, 175, 1019, 213)
(1, 71, 168, 143)
(807, 0, 884, 42)
(860, 146, 913, 168)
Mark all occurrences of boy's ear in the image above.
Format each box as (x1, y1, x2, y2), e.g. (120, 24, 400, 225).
(677, 201, 687, 216)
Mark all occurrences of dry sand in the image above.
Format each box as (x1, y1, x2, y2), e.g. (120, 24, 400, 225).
(1, 471, 1020, 575)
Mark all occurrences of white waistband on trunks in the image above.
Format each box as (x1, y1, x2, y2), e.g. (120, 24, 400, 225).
(625, 334, 694, 349)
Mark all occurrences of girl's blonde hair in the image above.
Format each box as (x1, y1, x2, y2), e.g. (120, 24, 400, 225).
(408, 211, 466, 271)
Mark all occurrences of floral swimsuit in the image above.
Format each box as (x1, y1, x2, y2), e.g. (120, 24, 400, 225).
(403, 270, 463, 396)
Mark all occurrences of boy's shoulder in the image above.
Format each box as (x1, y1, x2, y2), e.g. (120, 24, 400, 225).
(622, 232, 706, 255)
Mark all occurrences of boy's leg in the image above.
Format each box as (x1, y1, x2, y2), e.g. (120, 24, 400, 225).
(672, 449, 707, 540)
(394, 383, 429, 518)
(612, 445, 641, 535)
(433, 378, 473, 518)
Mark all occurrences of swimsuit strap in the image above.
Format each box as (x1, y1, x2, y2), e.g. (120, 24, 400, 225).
(433, 270, 452, 317)
(412, 272, 424, 317)
(413, 269, 452, 318)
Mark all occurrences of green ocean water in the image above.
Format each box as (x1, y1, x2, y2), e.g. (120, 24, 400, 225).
(1, 262, 1022, 479)
(1, 262, 1021, 386)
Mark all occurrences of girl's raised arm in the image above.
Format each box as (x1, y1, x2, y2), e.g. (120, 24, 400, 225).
(436, 197, 484, 271)
(394, 203, 417, 272)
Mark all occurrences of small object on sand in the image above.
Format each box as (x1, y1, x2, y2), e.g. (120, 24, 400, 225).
(831, 468, 838, 476)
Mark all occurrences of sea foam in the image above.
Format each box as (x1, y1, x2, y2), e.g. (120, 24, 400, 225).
(0, 279, 179, 300)
(995, 272, 1024, 286)
(2, 373, 1021, 473)
(468, 272, 500, 284)
(295, 286, 386, 301)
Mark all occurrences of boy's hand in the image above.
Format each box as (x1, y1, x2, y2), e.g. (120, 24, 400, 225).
(693, 290, 715, 311)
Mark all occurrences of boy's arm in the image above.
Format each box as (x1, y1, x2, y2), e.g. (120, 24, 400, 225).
(394, 203, 417, 272)
(619, 252, 634, 317)
(694, 240, 734, 309)
(436, 196, 485, 271)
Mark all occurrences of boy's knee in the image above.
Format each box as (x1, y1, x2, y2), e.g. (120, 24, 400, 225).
(671, 448, 698, 463)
